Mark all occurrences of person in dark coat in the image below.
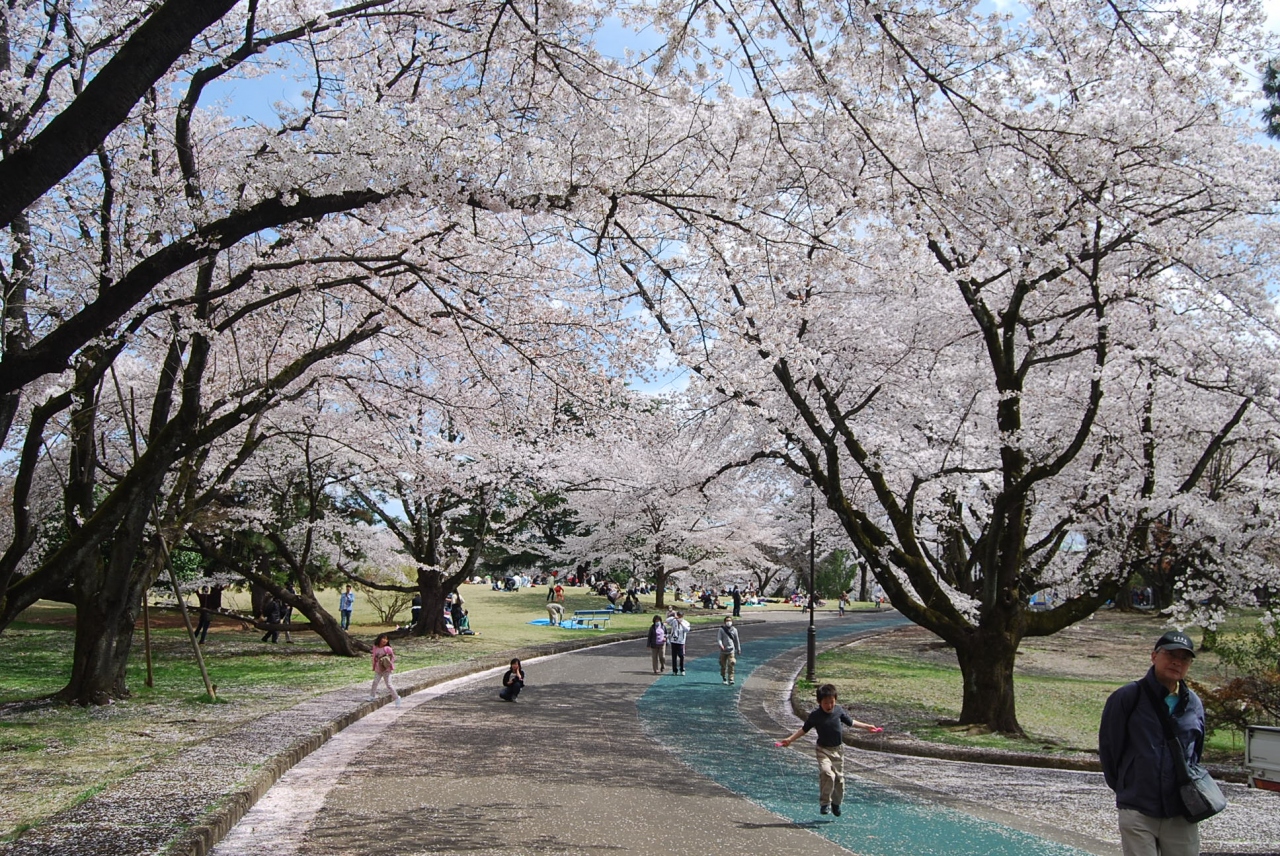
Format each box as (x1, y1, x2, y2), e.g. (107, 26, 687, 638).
(261, 596, 283, 643)
(1098, 631, 1207, 856)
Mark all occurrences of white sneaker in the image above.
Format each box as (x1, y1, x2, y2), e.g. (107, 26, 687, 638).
(394, 697, 402, 707)
(366, 695, 376, 701)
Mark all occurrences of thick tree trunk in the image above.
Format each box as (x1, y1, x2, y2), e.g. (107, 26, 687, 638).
(953, 627, 1022, 734)
(59, 587, 139, 705)
(414, 573, 450, 637)
(58, 548, 157, 706)
(652, 567, 668, 610)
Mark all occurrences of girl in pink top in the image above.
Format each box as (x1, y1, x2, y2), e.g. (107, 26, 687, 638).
(369, 633, 401, 706)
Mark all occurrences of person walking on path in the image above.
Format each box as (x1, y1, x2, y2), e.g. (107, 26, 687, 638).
(339, 585, 355, 630)
(369, 633, 401, 706)
(1099, 630, 1207, 856)
(647, 614, 668, 674)
(499, 658, 525, 702)
(718, 615, 742, 684)
(666, 610, 690, 675)
(778, 683, 882, 817)
(195, 585, 212, 643)
(546, 601, 564, 626)
(261, 596, 282, 643)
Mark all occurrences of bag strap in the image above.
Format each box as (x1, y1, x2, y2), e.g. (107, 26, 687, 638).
(1139, 678, 1194, 784)
(1138, 679, 1177, 740)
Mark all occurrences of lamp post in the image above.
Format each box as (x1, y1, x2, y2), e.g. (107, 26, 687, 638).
(805, 480, 816, 684)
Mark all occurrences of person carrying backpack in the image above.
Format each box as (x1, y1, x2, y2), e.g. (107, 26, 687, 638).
(369, 633, 402, 706)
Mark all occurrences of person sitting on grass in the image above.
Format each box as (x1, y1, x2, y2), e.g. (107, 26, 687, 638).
(777, 683, 881, 817)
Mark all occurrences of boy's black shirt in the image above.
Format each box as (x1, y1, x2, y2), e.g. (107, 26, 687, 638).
(803, 704, 854, 747)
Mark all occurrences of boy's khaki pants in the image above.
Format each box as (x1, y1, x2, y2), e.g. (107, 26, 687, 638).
(816, 744, 845, 807)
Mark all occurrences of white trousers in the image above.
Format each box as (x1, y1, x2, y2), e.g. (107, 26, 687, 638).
(370, 671, 399, 699)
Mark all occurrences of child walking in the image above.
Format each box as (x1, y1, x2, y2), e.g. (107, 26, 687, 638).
(369, 633, 401, 707)
(777, 683, 881, 816)
(647, 614, 667, 674)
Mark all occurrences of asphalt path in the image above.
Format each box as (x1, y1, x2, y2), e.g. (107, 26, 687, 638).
(210, 612, 1278, 856)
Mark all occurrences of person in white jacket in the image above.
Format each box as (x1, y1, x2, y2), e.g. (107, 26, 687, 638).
(666, 611, 690, 675)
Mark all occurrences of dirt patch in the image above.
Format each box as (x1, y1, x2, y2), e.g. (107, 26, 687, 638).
(850, 609, 1190, 684)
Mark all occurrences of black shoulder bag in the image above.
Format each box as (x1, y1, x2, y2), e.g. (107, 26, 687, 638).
(1139, 680, 1227, 823)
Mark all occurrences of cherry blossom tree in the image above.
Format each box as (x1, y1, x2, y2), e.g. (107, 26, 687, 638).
(0, 0, 666, 702)
(563, 400, 791, 608)
(601, 0, 1280, 732)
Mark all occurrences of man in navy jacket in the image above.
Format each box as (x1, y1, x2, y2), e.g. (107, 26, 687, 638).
(1099, 630, 1206, 856)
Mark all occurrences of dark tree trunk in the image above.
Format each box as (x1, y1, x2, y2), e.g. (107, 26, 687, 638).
(58, 535, 160, 705)
(652, 567, 668, 610)
(60, 593, 138, 705)
(953, 625, 1023, 734)
(414, 573, 450, 637)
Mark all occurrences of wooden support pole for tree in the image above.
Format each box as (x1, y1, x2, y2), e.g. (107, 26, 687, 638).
(142, 594, 154, 688)
(153, 506, 217, 701)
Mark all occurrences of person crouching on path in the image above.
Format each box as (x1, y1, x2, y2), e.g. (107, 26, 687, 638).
(666, 610, 690, 675)
(778, 683, 881, 817)
(717, 615, 742, 685)
(647, 614, 667, 674)
(369, 633, 401, 706)
(500, 658, 525, 702)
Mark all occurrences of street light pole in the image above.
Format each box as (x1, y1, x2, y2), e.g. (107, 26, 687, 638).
(806, 482, 816, 684)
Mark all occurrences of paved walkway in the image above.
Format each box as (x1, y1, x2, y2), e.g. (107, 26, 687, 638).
(207, 613, 1279, 856)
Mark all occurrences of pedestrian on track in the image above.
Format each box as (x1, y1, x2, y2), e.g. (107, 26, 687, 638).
(1099, 631, 1209, 856)
(666, 610, 690, 675)
(500, 658, 525, 702)
(647, 614, 667, 674)
(718, 615, 742, 685)
(369, 633, 401, 706)
(777, 683, 881, 817)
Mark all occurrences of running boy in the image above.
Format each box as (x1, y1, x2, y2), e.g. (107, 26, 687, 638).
(777, 683, 881, 817)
